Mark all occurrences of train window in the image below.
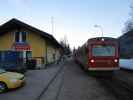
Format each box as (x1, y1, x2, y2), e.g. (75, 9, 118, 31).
(92, 45, 115, 56)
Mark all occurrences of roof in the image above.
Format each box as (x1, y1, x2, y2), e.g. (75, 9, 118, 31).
(88, 37, 118, 42)
(0, 18, 62, 48)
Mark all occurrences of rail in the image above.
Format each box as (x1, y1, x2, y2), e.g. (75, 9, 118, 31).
(35, 62, 65, 100)
(98, 77, 133, 100)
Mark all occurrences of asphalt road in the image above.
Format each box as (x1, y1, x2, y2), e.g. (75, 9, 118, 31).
(37, 57, 117, 100)
(0, 58, 118, 100)
(57, 58, 116, 100)
(0, 63, 62, 100)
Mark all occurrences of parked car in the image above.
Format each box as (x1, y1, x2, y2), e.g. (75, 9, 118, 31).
(0, 69, 25, 93)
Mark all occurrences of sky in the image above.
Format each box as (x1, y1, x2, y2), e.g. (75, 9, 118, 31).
(0, 0, 132, 49)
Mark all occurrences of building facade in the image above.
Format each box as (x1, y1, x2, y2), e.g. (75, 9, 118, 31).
(0, 18, 62, 68)
(118, 30, 133, 58)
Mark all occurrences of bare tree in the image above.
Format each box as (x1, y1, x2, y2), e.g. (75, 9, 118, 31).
(123, 4, 133, 33)
(60, 36, 71, 55)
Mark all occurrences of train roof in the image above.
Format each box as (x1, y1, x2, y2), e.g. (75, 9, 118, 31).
(87, 37, 118, 42)
(80, 37, 118, 48)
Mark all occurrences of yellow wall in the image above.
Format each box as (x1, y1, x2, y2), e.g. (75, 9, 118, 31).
(0, 29, 61, 65)
(0, 32, 14, 50)
(26, 30, 47, 65)
(27, 30, 46, 58)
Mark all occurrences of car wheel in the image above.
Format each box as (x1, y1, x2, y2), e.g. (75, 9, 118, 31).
(0, 82, 7, 93)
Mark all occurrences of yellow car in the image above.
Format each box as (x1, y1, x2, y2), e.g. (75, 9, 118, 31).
(0, 69, 25, 93)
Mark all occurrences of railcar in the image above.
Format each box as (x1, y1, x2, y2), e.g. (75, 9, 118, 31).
(74, 37, 119, 72)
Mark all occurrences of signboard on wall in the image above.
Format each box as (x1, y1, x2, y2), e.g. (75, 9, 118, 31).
(15, 45, 31, 51)
(12, 43, 31, 51)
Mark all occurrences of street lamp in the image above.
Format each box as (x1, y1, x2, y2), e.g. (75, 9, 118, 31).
(94, 25, 103, 37)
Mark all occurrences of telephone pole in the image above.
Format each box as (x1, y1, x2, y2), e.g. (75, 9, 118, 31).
(51, 16, 54, 34)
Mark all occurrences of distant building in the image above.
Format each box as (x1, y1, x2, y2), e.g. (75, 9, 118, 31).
(118, 30, 133, 58)
(0, 18, 63, 68)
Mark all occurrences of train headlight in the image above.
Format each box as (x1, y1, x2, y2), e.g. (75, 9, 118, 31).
(90, 59, 95, 63)
(101, 38, 104, 41)
(114, 59, 118, 63)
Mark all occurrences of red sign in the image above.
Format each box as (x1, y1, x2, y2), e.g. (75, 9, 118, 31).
(14, 44, 31, 51)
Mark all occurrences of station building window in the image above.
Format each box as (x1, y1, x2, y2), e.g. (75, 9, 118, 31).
(15, 31, 27, 43)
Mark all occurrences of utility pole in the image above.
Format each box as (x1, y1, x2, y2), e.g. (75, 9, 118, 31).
(51, 16, 54, 34)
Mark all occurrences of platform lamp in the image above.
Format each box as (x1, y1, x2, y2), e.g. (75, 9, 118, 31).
(94, 24, 104, 37)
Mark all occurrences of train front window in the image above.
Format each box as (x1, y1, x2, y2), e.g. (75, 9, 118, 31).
(92, 45, 115, 56)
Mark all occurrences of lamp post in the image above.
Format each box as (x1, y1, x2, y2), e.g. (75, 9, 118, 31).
(94, 25, 103, 37)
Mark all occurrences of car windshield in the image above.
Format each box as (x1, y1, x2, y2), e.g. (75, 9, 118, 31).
(92, 45, 116, 57)
(0, 69, 6, 74)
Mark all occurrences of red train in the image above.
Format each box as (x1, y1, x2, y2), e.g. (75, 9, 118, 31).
(74, 37, 119, 72)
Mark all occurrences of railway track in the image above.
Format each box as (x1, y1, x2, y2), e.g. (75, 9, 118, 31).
(35, 62, 65, 100)
(99, 77, 133, 100)
(118, 69, 133, 75)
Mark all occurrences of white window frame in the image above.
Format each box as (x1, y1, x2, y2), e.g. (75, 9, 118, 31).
(14, 31, 27, 43)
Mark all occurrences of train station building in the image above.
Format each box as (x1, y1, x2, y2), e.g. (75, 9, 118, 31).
(0, 18, 63, 68)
